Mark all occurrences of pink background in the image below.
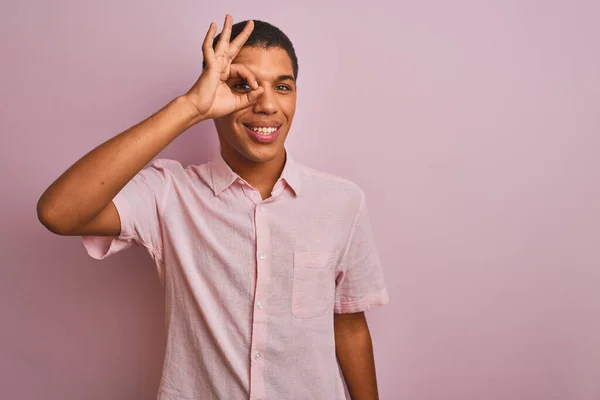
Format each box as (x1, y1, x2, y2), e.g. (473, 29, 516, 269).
(2, 1, 600, 399)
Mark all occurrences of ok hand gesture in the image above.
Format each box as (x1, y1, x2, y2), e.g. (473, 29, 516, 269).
(184, 15, 264, 120)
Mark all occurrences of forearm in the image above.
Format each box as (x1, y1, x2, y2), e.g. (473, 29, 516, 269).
(38, 95, 201, 233)
(335, 315, 379, 400)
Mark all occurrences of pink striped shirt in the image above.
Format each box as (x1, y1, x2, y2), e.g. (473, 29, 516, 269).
(82, 153, 388, 399)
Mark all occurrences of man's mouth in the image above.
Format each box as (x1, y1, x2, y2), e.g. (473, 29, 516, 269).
(242, 123, 282, 143)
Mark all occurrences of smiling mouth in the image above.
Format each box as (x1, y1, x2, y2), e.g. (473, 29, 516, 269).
(243, 124, 281, 134)
(242, 124, 282, 143)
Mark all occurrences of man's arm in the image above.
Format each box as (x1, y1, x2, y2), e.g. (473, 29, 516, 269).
(37, 97, 201, 236)
(334, 312, 380, 400)
(37, 15, 260, 237)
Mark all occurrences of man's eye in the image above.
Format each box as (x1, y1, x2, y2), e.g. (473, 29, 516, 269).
(234, 83, 251, 90)
(276, 85, 291, 91)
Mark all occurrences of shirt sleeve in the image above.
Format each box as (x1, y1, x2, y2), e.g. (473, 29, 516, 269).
(334, 191, 389, 314)
(81, 159, 175, 261)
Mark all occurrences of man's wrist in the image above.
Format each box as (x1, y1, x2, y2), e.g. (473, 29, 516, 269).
(173, 95, 207, 128)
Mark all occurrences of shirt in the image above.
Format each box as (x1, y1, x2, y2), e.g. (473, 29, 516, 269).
(82, 152, 389, 400)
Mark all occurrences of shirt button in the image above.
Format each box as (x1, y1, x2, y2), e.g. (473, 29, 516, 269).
(259, 253, 266, 260)
(255, 352, 261, 360)
(257, 301, 263, 309)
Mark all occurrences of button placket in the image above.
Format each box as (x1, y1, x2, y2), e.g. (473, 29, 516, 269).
(249, 204, 270, 400)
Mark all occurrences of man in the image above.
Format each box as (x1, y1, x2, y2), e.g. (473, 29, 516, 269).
(38, 15, 388, 400)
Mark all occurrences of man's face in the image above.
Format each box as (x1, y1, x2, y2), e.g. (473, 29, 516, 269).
(214, 46, 297, 165)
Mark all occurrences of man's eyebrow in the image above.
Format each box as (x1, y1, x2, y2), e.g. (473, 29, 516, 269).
(277, 75, 296, 82)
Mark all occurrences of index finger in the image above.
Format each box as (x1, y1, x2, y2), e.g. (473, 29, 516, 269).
(229, 63, 259, 90)
(227, 20, 255, 59)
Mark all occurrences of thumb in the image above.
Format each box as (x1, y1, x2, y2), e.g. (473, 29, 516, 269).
(233, 86, 264, 111)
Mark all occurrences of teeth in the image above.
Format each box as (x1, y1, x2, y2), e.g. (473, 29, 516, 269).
(250, 126, 278, 135)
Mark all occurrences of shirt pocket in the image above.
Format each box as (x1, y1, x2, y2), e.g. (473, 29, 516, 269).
(292, 252, 337, 319)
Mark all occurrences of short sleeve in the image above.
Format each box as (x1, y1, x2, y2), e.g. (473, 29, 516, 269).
(81, 159, 177, 261)
(334, 192, 389, 314)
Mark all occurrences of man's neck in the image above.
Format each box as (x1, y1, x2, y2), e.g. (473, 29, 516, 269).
(221, 149, 286, 200)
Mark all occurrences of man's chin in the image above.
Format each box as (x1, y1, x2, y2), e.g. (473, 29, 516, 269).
(240, 143, 285, 164)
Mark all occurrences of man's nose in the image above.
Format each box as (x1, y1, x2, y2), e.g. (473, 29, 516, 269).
(253, 87, 277, 114)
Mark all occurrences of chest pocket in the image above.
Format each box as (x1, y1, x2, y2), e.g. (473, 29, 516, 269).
(292, 252, 337, 319)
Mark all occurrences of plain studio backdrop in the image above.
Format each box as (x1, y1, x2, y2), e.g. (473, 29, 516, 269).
(1, 1, 599, 399)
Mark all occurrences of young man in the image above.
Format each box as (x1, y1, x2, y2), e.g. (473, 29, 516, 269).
(38, 15, 388, 400)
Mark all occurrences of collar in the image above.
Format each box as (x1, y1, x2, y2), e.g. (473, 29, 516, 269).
(210, 150, 301, 196)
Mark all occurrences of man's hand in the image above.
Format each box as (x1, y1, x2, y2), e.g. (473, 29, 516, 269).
(184, 15, 264, 120)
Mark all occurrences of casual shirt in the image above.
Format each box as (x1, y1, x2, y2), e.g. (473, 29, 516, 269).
(82, 152, 388, 400)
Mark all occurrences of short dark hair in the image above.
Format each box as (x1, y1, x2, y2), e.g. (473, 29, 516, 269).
(202, 20, 299, 79)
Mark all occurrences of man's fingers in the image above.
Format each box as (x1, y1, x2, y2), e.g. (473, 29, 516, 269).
(244, 86, 265, 105)
(235, 86, 264, 111)
(229, 64, 263, 111)
(228, 20, 254, 59)
(215, 14, 233, 55)
(229, 64, 258, 90)
(202, 22, 217, 66)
